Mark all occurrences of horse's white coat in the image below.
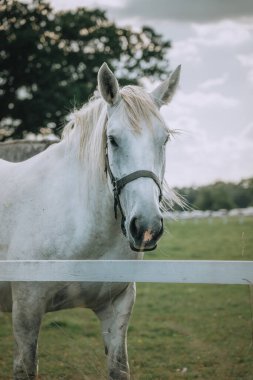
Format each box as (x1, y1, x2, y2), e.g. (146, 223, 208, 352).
(0, 62, 180, 380)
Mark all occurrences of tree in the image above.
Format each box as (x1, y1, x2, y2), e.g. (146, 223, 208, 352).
(0, 0, 171, 140)
(175, 178, 253, 211)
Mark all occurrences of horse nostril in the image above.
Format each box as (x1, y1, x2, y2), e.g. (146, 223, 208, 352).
(130, 217, 141, 240)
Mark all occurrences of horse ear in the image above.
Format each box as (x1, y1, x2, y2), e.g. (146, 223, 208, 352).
(98, 63, 120, 106)
(151, 65, 181, 107)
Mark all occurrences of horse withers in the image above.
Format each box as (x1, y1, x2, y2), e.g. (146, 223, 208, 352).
(0, 62, 180, 380)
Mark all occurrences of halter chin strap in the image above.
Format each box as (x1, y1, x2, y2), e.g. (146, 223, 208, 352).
(105, 143, 163, 239)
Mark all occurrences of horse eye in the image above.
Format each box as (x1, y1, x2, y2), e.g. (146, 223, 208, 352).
(108, 135, 118, 147)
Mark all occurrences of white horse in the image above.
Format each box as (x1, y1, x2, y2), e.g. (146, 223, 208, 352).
(0, 62, 180, 380)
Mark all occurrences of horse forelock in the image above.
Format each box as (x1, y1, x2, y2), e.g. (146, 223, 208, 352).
(119, 86, 165, 131)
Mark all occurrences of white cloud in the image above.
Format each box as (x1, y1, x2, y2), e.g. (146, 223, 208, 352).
(192, 20, 252, 47)
(198, 74, 228, 90)
(165, 126, 253, 187)
(166, 90, 239, 117)
(170, 20, 253, 71)
(162, 86, 246, 186)
(182, 90, 239, 108)
(238, 53, 253, 66)
(237, 53, 253, 84)
(170, 19, 253, 75)
(241, 122, 253, 140)
(170, 40, 202, 65)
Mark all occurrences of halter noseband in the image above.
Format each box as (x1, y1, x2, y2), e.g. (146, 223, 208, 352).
(105, 142, 163, 238)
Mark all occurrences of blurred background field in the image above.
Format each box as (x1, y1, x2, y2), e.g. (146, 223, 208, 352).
(0, 217, 252, 380)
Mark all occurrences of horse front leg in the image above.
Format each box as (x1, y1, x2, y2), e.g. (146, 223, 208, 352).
(95, 283, 136, 380)
(12, 283, 45, 380)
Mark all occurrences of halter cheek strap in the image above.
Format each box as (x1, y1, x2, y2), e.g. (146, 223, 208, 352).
(105, 143, 163, 237)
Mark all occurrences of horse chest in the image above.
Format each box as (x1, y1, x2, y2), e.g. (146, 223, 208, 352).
(46, 281, 129, 312)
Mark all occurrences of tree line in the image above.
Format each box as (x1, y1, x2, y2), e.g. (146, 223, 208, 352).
(174, 178, 253, 211)
(0, 0, 171, 140)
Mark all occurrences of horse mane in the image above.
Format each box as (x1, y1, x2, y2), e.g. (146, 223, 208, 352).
(62, 85, 182, 211)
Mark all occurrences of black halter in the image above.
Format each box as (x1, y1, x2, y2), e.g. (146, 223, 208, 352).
(105, 143, 163, 237)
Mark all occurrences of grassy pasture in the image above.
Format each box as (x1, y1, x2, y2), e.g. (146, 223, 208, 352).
(0, 217, 253, 379)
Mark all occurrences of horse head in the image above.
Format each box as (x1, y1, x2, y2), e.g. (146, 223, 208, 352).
(98, 63, 180, 252)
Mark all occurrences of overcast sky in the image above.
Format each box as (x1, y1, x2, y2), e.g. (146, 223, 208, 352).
(50, 0, 253, 187)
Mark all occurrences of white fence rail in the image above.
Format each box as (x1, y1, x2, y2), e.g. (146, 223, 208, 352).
(0, 260, 252, 285)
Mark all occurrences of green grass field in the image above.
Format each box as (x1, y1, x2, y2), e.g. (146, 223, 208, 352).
(0, 218, 253, 379)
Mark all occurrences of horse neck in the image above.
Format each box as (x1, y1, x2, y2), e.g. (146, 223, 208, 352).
(60, 138, 114, 223)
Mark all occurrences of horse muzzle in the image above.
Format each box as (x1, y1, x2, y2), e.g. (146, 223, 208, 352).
(127, 216, 164, 252)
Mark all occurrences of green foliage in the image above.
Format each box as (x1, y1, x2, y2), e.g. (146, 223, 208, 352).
(0, 0, 171, 140)
(175, 177, 253, 211)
